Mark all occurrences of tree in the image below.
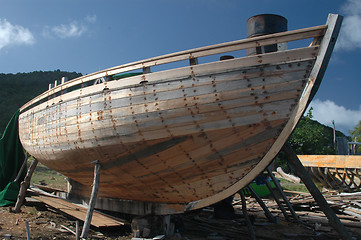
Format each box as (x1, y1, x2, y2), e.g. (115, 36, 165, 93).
(0, 70, 82, 135)
(349, 120, 361, 154)
(274, 108, 346, 172)
(349, 121, 361, 139)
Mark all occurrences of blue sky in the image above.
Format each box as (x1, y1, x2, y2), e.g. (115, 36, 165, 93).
(0, 0, 360, 135)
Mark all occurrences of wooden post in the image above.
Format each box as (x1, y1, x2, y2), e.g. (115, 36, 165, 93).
(244, 187, 277, 223)
(25, 221, 30, 240)
(240, 190, 256, 240)
(266, 167, 299, 221)
(14, 158, 38, 213)
(162, 215, 172, 236)
(332, 120, 337, 151)
(75, 220, 80, 240)
(15, 153, 29, 183)
(261, 172, 290, 221)
(283, 143, 352, 240)
(76, 220, 80, 240)
(80, 161, 101, 239)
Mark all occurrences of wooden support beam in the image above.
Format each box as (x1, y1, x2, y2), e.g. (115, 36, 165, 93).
(26, 221, 30, 240)
(240, 190, 256, 240)
(283, 143, 352, 240)
(266, 167, 299, 221)
(15, 153, 29, 183)
(162, 215, 172, 236)
(80, 161, 101, 239)
(245, 186, 278, 223)
(76, 221, 80, 240)
(14, 158, 38, 213)
(261, 172, 290, 221)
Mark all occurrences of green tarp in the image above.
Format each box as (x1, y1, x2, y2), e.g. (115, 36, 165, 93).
(0, 110, 25, 206)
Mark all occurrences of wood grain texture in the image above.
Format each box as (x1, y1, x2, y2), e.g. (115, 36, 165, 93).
(31, 195, 125, 227)
(298, 155, 361, 169)
(18, 14, 342, 214)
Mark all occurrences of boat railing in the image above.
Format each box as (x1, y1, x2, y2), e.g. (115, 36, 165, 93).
(20, 24, 328, 113)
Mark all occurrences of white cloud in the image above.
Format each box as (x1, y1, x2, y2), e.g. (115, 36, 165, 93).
(85, 14, 97, 23)
(336, 0, 361, 51)
(307, 99, 361, 135)
(43, 15, 96, 39)
(0, 19, 35, 50)
(51, 21, 86, 39)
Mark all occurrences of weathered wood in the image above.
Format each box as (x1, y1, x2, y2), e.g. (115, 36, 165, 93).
(31, 194, 125, 227)
(245, 186, 277, 223)
(76, 221, 80, 240)
(80, 161, 101, 239)
(266, 167, 299, 221)
(283, 143, 352, 240)
(15, 153, 28, 182)
(14, 159, 38, 213)
(308, 14, 343, 104)
(240, 191, 256, 240)
(60, 225, 76, 236)
(298, 155, 361, 169)
(25, 221, 30, 240)
(262, 172, 290, 221)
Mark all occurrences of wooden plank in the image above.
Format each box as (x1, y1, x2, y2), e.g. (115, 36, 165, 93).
(308, 14, 343, 104)
(20, 41, 319, 112)
(298, 155, 361, 169)
(14, 159, 38, 213)
(31, 195, 126, 227)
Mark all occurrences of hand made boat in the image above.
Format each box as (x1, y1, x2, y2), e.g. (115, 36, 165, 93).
(18, 14, 342, 215)
(298, 155, 361, 192)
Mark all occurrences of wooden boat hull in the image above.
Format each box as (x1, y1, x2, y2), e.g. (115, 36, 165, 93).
(298, 155, 361, 192)
(18, 14, 342, 214)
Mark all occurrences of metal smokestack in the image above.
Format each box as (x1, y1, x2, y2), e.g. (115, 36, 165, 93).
(246, 14, 288, 56)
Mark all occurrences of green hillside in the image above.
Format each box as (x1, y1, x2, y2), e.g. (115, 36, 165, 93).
(275, 112, 348, 170)
(0, 70, 82, 135)
(289, 113, 346, 155)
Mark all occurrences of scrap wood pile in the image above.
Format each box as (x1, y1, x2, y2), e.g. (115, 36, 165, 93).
(282, 191, 361, 226)
(181, 191, 361, 239)
(242, 190, 361, 228)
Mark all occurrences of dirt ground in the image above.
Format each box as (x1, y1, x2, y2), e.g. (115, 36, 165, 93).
(0, 200, 132, 240)
(1, 196, 361, 240)
(2, 163, 360, 240)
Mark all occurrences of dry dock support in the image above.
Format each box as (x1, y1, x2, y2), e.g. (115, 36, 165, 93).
(283, 143, 352, 240)
(80, 160, 101, 239)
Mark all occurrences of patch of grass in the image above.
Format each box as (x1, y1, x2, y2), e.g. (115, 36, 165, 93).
(280, 179, 309, 193)
(28, 158, 67, 191)
(279, 179, 324, 193)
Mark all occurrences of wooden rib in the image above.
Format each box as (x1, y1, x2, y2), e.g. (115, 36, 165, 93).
(298, 155, 361, 169)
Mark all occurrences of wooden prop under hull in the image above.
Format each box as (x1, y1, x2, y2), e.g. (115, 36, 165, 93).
(18, 14, 342, 214)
